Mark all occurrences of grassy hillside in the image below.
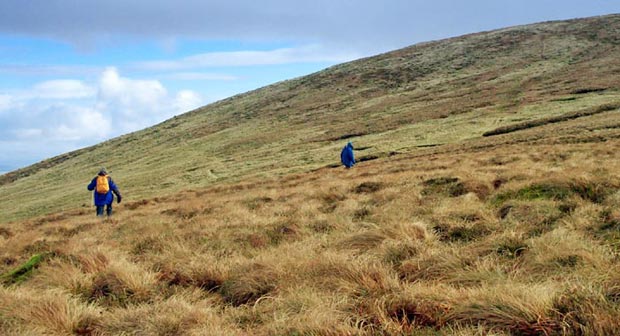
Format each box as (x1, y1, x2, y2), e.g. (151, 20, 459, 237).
(1, 14, 620, 335)
(1, 14, 620, 223)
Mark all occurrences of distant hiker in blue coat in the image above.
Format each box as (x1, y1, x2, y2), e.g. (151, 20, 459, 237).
(340, 142, 356, 168)
(87, 168, 122, 217)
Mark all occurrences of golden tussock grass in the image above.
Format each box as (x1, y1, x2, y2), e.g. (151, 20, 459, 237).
(0, 287, 101, 335)
(2, 110, 620, 334)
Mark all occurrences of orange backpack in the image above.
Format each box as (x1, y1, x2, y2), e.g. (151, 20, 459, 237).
(96, 175, 110, 194)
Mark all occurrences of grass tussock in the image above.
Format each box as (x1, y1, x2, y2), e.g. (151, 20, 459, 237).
(445, 284, 561, 335)
(88, 264, 156, 307)
(156, 259, 226, 292)
(553, 285, 620, 335)
(494, 233, 529, 259)
(103, 293, 241, 336)
(353, 181, 385, 194)
(399, 248, 469, 283)
(422, 176, 468, 198)
(220, 263, 279, 306)
(0, 287, 102, 335)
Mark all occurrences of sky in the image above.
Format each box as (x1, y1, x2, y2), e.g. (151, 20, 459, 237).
(1, 1, 619, 173)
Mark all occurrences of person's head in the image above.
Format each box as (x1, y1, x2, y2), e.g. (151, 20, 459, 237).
(98, 168, 107, 176)
(347, 141, 353, 149)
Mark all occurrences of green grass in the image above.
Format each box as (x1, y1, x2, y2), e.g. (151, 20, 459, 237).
(422, 177, 467, 198)
(483, 101, 620, 136)
(1, 254, 45, 285)
(495, 183, 572, 203)
(492, 179, 618, 206)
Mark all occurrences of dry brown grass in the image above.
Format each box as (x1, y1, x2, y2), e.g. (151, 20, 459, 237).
(1, 133, 620, 334)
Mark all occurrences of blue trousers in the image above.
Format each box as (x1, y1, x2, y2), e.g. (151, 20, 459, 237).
(96, 204, 113, 217)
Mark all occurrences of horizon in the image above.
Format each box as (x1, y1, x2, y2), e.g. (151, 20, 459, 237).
(1, 1, 620, 173)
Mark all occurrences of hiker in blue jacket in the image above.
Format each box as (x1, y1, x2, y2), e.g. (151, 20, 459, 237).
(340, 142, 356, 168)
(87, 168, 122, 217)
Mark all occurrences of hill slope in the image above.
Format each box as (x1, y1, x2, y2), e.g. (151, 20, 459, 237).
(1, 14, 620, 222)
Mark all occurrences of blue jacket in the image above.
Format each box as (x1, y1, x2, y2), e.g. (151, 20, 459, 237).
(340, 142, 355, 168)
(87, 175, 120, 206)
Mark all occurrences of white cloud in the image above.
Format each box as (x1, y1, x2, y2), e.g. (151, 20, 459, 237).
(0, 67, 203, 169)
(54, 105, 111, 141)
(32, 79, 96, 99)
(12, 128, 43, 139)
(0, 80, 95, 111)
(5, 104, 110, 142)
(0, 64, 103, 77)
(0, 94, 12, 112)
(174, 90, 203, 113)
(163, 72, 238, 81)
(98, 67, 167, 106)
(96, 67, 202, 132)
(138, 45, 360, 71)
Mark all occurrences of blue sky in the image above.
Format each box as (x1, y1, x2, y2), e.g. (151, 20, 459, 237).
(1, 1, 619, 173)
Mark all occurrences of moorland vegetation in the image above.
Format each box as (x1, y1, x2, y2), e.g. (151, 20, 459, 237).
(1, 14, 620, 335)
